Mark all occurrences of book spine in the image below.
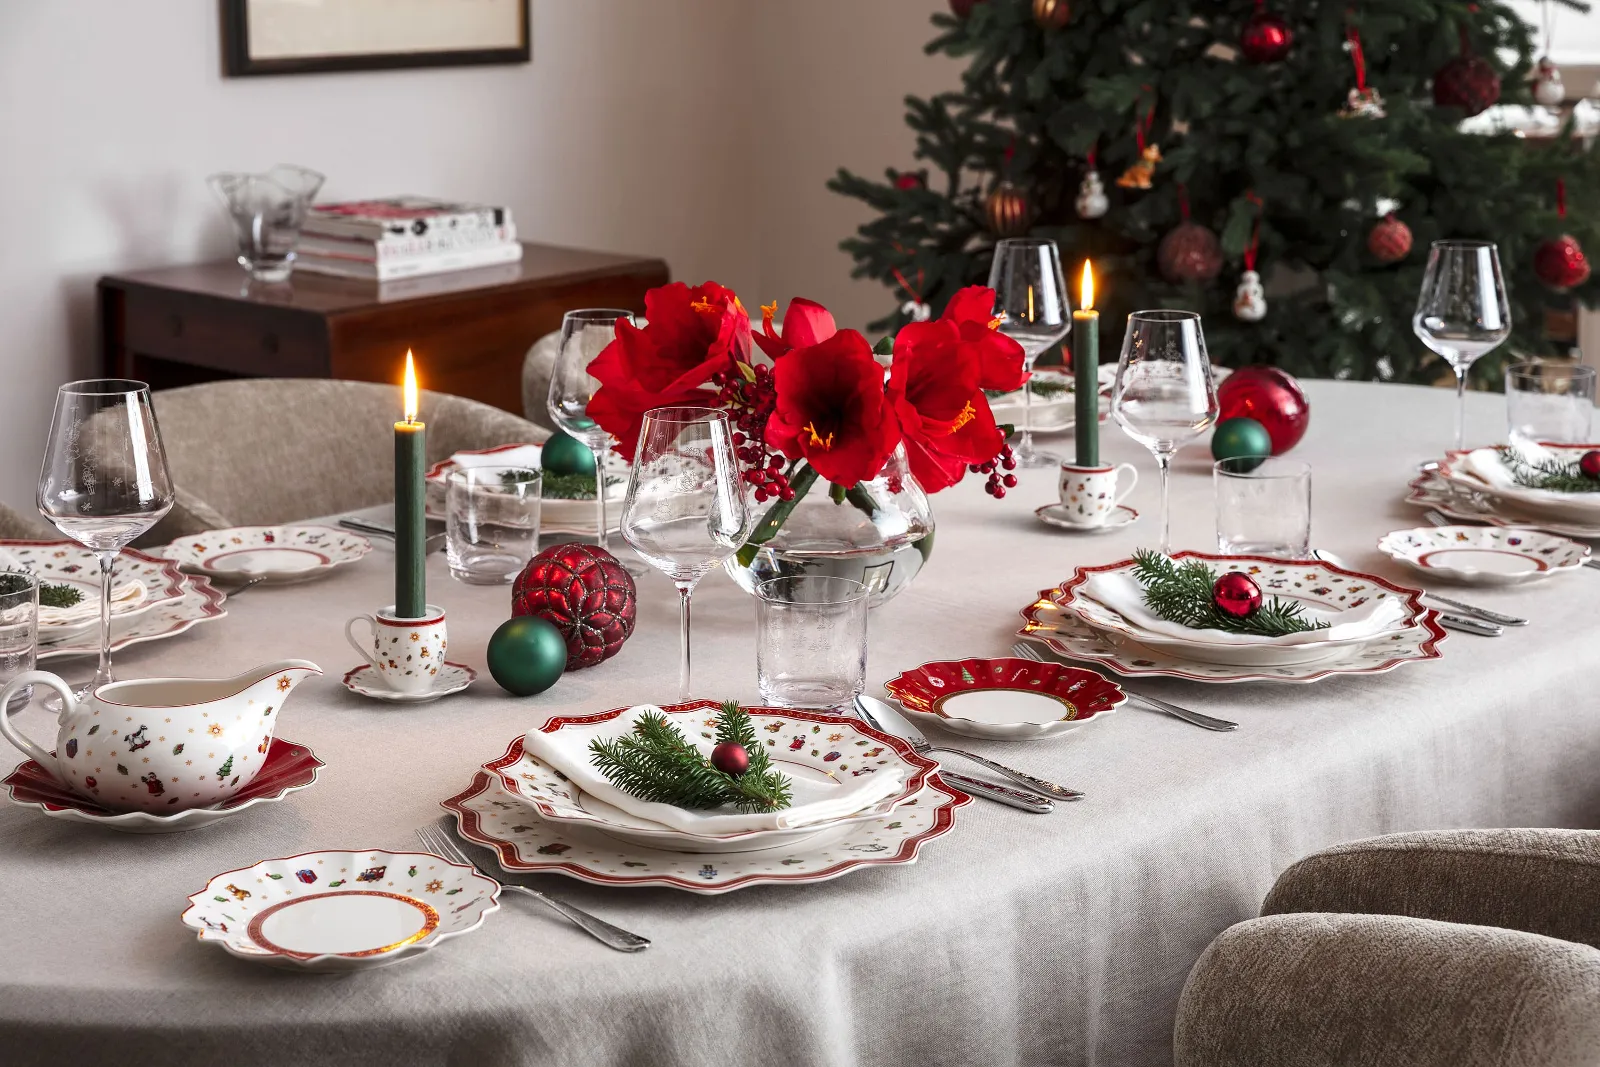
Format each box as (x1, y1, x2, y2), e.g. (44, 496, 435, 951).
(304, 206, 511, 241)
(297, 224, 518, 261)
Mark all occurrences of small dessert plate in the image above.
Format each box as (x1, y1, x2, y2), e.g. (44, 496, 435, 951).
(342, 661, 476, 703)
(1036, 503, 1138, 533)
(1377, 525, 1591, 586)
(884, 657, 1125, 740)
(160, 525, 371, 585)
(182, 848, 500, 972)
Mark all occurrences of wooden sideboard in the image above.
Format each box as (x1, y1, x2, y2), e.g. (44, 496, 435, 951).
(98, 242, 670, 415)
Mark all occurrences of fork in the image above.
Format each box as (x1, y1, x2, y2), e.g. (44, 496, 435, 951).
(1010, 641, 1239, 732)
(221, 576, 268, 599)
(415, 820, 650, 952)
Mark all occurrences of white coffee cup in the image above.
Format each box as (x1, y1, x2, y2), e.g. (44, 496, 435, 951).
(345, 605, 448, 694)
(1057, 463, 1139, 526)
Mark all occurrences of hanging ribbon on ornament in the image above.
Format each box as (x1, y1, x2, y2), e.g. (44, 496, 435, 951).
(1533, 2, 1565, 106)
(890, 263, 932, 323)
(1338, 19, 1385, 117)
(1534, 177, 1592, 290)
(1157, 182, 1223, 284)
(1077, 142, 1109, 218)
(1117, 91, 1161, 189)
(1233, 192, 1267, 322)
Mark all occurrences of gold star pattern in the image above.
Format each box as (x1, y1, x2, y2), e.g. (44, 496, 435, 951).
(425, 880, 444, 893)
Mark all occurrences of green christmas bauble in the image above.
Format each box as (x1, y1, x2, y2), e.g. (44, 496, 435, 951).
(540, 430, 596, 477)
(1211, 416, 1272, 471)
(487, 616, 567, 696)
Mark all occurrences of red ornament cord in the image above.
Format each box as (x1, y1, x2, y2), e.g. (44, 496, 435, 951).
(1135, 89, 1157, 151)
(1558, 177, 1568, 218)
(1177, 182, 1191, 221)
(1346, 23, 1367, 91)
(1243, 191, 1264, 271)
(890, 265, 925, 303)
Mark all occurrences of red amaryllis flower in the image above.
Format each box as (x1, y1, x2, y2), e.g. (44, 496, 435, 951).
(941, 285, 1030, 392)
(587, 282, 751, 458)
(753, 297, 836, 360)
(767, 329, 900, 486)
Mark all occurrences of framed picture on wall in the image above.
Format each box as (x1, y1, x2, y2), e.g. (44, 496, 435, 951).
(220, 0, 530, 77)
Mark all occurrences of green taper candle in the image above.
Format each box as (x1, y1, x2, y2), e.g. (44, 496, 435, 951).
(394, 351, 427, 619)
(1072, 261, 1099, 467)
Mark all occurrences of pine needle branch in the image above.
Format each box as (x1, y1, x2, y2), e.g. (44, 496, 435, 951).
(588, 703, 793, 813)
(1496, 446, 1599, 493)
(1130, 549, 1326, 638)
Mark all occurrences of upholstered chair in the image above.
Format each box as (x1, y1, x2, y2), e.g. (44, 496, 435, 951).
(1174, 829, 1600, 1067)
(521, 329, 561, 429)
(0, 503, 52, 540)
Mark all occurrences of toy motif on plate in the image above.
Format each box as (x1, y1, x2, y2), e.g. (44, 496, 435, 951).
(182, 849, 500, 971)
(342, 661, 476, 704)
(0, 661, 319, 814)
(345, 604, 447, 696)
(512, 543, 636, 669)
(160, 525, 371, 584)
(884, 657, 1125, 740)
(1217, 365, 1309, 455)
(1377, 525, 1590, 586)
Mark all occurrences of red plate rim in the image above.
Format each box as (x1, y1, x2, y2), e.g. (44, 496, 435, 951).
(883, 656, 1126, 723)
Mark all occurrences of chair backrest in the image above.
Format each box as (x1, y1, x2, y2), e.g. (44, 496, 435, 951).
(521, 329, 560, 429)
(0, 502, 51, 540)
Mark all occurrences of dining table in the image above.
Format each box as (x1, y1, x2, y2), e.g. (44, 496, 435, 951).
(2, 379, 1597, 1067)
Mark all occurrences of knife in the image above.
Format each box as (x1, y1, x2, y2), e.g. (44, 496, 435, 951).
(937, 771, 1056, 813)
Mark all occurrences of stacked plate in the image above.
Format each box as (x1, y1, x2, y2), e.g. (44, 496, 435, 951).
(1410, 442, 1600, 540)
(424, 443, 628, 536)
(1017, 553, 1446, 684)
(444, 700, 967, 893)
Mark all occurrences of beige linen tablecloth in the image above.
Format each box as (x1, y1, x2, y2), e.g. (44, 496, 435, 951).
(2, 381, 1597, 1067)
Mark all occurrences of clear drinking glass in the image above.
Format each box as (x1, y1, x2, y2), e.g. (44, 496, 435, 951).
(1413, 240, 1512, 453)
(1214, 457, 1312, 559)
(620, 406, 750, 701)
(988, 238, 1073, 468)
(755, 576, 869, 709)
(1505, 361, 1595, 446)
(445, 466, 542, 585)
(37, 380, 175, 699)
(548, 309, 635, 557)
(1110, 311, 1220, 554)
(206, 164, 326, 282)
(0, 571, 39, 713)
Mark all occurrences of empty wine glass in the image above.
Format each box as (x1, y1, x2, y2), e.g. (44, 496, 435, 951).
(1413, 240, 1511, 454)
(37, 380, 175, 698)
(1111, 311, 1220, 554)
(987, 238, 1073, 468)
(620, 407, 749, 701)
(549, 308, 634, 557)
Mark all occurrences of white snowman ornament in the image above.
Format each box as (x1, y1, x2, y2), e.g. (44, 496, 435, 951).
(1075, 170, 1109, 219)
(1533, 57, 1565, 107)
(1233, 270, 1267, 322)
(900, 299, 931, 323)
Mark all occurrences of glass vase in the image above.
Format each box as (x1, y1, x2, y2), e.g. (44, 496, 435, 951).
(207, 164, 325, 282)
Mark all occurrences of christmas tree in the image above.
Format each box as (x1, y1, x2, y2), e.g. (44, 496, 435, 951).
(829, 0, 1600, 384)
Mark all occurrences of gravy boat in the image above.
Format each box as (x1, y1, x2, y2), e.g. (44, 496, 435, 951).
(0, 660, 320, 814)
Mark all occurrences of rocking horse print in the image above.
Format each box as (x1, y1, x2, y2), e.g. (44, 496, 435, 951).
(122, 725, 151, 752)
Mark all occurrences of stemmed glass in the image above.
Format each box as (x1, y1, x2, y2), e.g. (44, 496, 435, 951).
(620, 407, 750, 701)
(1413, 240, 1511, 454)
(988, 238, 1073, 468)
(548, 308, 634, 557)
(1110, 311, 1220, 554)
(37, 380, 175, 698)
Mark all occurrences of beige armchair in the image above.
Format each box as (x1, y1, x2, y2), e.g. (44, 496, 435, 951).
(0, 503, 52, 540)
(1175, 829, 1600, 1067)
(521, 329, 560, 430)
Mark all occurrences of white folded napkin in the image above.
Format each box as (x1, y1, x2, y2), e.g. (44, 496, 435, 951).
(0, 547, 148, 627)
(448, 444, 543, 473)
(521, 705, 913, 835)
(1080, 570, 1410, 646)
(1461, 444, 1600, 510)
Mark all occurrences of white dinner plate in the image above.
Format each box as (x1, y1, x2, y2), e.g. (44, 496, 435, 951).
(159, 525, 371, 584)
(1377, 525, 1590, 585)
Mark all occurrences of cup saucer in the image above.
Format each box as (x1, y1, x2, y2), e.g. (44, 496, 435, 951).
(341, 662, 476, 703)
(1035, 503, 1138, 533)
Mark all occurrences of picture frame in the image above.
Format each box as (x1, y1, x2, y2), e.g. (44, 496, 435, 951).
(220, 0, 530, 77)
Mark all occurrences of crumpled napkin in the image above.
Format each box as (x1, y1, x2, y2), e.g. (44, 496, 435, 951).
(0, 547, 147, 628)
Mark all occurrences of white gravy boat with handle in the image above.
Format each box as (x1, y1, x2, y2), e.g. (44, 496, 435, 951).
(0, 660, 320, 813)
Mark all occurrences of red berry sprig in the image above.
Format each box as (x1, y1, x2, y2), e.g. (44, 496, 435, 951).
(968, 441, 1019, 498)
(710, 361, 796, 503)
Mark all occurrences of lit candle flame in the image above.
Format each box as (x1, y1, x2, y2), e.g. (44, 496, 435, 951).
(1081, 261, 1095, 312)
(402, 350, 419, 423)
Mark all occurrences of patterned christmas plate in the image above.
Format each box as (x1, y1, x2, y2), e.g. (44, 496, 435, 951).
(4, 541, 188, 645)
(883, 657, 1125, 740)
(2, 737, 323, 833)
(1377, 524, 1590, 585)
(444, 768, 968, 895)
(35, 571, 225, 661)
(986, 368, 1108, 434)
(1405, 471, 1600, 539)
(1437, 444, 1600, 525)
(182, 848, 500, 971)
(424, 443, 628, 534)
(159, 525, 371, 584)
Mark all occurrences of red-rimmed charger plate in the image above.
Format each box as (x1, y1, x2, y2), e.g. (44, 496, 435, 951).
(885, 657, 1125, 740)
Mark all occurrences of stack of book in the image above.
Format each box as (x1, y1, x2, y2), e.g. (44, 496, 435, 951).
(293, 196, 522, 281)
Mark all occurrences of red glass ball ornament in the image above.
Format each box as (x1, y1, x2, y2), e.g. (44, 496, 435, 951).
(1534, 234, 1591, 291)
(1218, 365, 1310, 455)
(711, 742, 749, 777)
(894, 171, 926, 191)
(985, 181, 1031, 237)
(1240, 11, 1292, 63)
(1433, 55, 1501, 117)
(1367, 215, 1413, 264)
(512, 544, 637, 670)
(1580, 450, 1600, 480)
(1033, 0, 1070, 30)
(1157, 221, 1223, 283)
(1213, 572, 1263, 618)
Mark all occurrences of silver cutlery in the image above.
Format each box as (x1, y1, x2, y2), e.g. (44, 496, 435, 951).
(854, 694, 1082, 800)
(1435, 613, 1504, 637)
(341, 517, 447, 554)
(221, 576, 268, 599)
(1010, 642, 1239, 732)
(415, 820, 650, 952)
(849, 698, 1055, 811)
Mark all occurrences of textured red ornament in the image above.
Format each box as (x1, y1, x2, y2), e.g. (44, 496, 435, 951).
(1213, 572, 1263, 618)
(1032, 0, 1070, 29)
(711, 742, 750, 777)
(1241, 12, 1293, 63)
(1218, 365, 1310, 455)
(894, 171, 926, 191)
(1367, 214, 1413, 264)
(1580, 450, 1600, 480)
(512, 544, 637, 670)
(1433, 55, 1501, 117)
(1534, 235, 1591, 290)
(1157, 221, 1223, 283)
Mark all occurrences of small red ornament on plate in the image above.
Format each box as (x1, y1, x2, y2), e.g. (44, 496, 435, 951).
(1213, 572, 1262, 618)
(1368, 213, 1412, 264)
(1580, 450, 1600, 480)
(512, 543, 637, 670)
(711, 742, 749, 777)
(1534, 180, 1591, 291)
(1241, 4, 1292, 64)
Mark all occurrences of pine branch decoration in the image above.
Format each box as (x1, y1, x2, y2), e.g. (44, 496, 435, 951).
(1130, 550, 1326, 638)
(1496, 447, 1599, 494)
(588, 701, 793, 813)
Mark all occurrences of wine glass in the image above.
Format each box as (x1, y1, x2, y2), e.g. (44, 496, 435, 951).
(620, 406, 750, 701)
(1413, 240, 1511, 455)
(987, 238, 1073, 468)
(37, 380, 175, 698)
(548, 308, 635, 557)
(1110, 311, 1220, 554)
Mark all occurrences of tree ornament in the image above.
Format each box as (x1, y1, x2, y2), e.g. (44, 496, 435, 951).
(1580, 450, 1600, 480)
(1076, 169, 1108, 218)
(1241, 9, 1292, 64)
(1367, 213, 1412, 264)
(513, 543, 637, 670)
(1033, 0, 1069, 29)
(710, 741, 750, 777)
(1337, 25, 1385, 118)
(985, 180, 1031, 237)
(1212, 572, 1263, 619)
(1233, 192, 1267, 321)
(900, 300, 932, 322)
(1218, 365, 1310, 454)
(540, 430, 596, 477)
(1117, 95, 1160, 190)
(949, 0, 986, 18)
(893, 170, 926, 191)
(1534, 179, 1591, 291)
(1211, 416, 1272, 469)
(487, 615, 567, 697)
(1533, 56, 1565, 107)
(1132, 550, 1323, 636)
(1158, 223, 1222, 284)
(1433, 54, 1501, 117)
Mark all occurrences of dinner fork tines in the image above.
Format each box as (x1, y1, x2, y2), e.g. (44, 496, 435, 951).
(1010, 642, 1238, 732)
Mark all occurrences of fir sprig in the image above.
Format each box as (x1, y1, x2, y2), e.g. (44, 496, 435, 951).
(0, 572, 82, 608)
(588, 701, 793, 813)
(1129, 550, 1326, 638)
(1496, 447, 1599, 494)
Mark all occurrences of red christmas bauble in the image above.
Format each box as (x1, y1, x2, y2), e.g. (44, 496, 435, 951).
(711, 742, 750, 777)
(1213, 572, 1263, 618)
(894, 171, 926, 191)
(1433, 55, 1501, 117)
(1032, 0, 1070, 29)
(1157, 221, 1223, 283)
(1534, 234, 1591, 291)
(512, 544, 637, 670)
(985, 181, 1031, 237)
(1580, 450, 1600, 479)
(1218, 365, 1310, 455)
(1241, 11, 1292, 63)
(1367, 214, 1413, 264)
